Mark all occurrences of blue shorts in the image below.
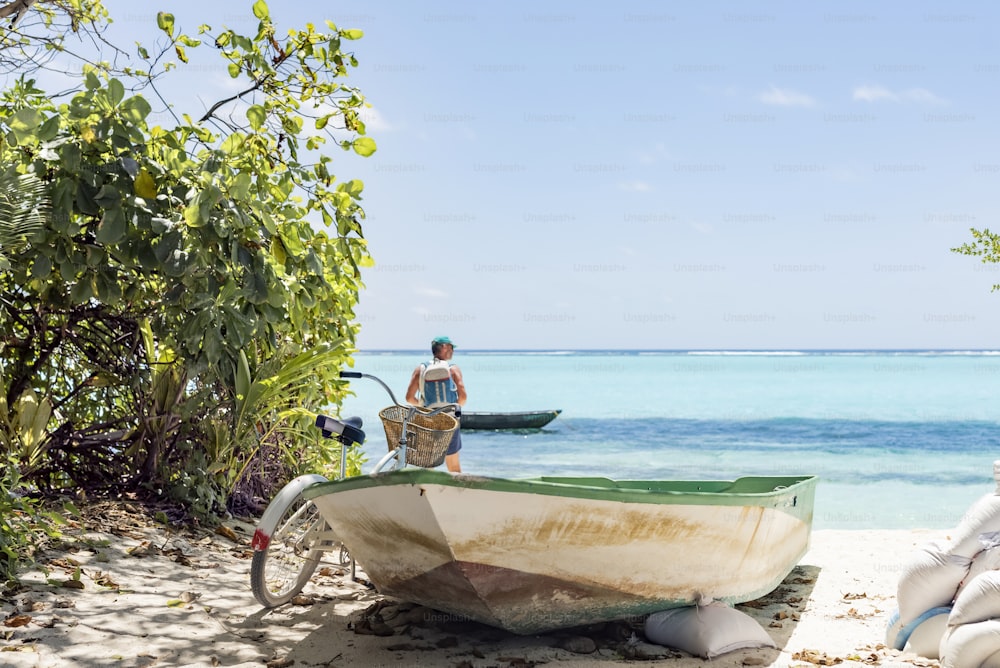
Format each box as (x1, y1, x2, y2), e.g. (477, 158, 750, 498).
(445, 427, 462, 455)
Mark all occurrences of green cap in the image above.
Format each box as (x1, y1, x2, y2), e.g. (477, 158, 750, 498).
(432, 336, 455, 348)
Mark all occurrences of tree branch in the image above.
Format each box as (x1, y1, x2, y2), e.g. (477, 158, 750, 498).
(197, 40, 295, 123)
(197, 79, 264, 123)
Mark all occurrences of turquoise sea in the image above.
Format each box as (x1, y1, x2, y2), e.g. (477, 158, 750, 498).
(336, 350, 1000, 531)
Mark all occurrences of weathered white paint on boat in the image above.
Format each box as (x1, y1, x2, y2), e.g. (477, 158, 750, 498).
(304, 470, 816, 634)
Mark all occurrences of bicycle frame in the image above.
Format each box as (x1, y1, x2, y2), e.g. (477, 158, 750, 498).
(250, 370, 457, 608)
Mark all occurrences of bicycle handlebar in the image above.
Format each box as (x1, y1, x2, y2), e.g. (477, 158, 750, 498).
(339, 371, 461, 418)
(339, 370, 402, 406)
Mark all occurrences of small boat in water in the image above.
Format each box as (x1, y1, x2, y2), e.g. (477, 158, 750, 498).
(303, 469, 818, 634)
(460, 409, 561, 430)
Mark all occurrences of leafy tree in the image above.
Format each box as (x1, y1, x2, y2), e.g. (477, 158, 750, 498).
(954, 229, 1000, 291)
(0, 0, 373, 533)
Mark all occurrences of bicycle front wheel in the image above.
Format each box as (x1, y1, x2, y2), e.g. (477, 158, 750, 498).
(250, 474, 328, 607)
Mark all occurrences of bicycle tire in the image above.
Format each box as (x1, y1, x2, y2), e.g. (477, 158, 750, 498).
(250, 474, 328, 607)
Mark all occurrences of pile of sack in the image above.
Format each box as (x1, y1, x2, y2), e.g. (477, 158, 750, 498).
(886, 461, 1000, 667)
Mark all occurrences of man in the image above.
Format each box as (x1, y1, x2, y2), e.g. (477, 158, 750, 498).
(405, 336, 467, 472)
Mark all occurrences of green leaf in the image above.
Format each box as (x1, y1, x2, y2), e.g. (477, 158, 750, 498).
(351, 137, 376, 157)
(134, 170, 157, 199)
(341, 179, 364, 197)
(244, 268, 269, 305)
(236, 350, 251, 401)
(183, 199, 204, 227)
(75, 182, 99, 216)
(85, 246, 107, 267)
(272, 236, 287, 264)
(95, 270, 122, 305)
(252, 0, 270, 20)
(157, 12, 175, 36)
(136, 243, 159, 271)
(31, 254, 51, 279)
(120, 96, 152, 123)
(60, 143, 81, 172)
(227, 62, 240, 78)
(9, 108, 43, 144)
(247, 104, 266, 130)
(162, 249, 189, 277)
(183, 187, 219, 228)
(203, 327, 222, 364)
(108, 79, 125, 106)
(342, 29, 364, 40)
(278, 228, 304, 257)
(36, 115, 60, 142)
(70, 275, 94, 304)
(94, 184, 120, 208)
(258, 211, 277, 235)
(150, 217, 173, 233)
(96, 208, 127, 244)
(229, 173, 252, 200)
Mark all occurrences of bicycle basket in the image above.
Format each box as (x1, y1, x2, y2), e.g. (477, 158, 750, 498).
(378, 405, 458, 468)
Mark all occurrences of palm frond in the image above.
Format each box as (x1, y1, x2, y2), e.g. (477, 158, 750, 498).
(0, 172, 49, 253)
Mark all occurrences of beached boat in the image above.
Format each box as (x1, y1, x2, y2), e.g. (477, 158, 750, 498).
(303, 469, 817, 634)
(460, 409, 562, 430)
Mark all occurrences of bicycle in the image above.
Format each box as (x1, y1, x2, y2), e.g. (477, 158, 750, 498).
(248, 371, 459, 608)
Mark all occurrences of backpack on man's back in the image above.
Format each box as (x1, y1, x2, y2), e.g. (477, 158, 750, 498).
(419, 359, 457, 407)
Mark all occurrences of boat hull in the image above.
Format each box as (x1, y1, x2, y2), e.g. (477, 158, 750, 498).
(304, 470, 816, 634)
(460, 409, 561, 430)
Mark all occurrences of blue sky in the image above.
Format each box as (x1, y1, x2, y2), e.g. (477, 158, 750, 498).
(100, 2, 1000, 349)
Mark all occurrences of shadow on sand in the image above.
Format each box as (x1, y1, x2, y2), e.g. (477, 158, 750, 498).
(254, 563, 821, 666)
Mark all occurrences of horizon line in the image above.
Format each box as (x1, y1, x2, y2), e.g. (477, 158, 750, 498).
(353, 347, 1000, 353)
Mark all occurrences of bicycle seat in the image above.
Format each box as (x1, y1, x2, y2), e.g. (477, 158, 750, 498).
(315, 414, 365, 446)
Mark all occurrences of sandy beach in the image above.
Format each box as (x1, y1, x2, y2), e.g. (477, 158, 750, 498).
(0, 502, 948, 667)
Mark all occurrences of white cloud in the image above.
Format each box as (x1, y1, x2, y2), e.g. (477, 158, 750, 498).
(415, 287, 448, 298)
(853, 85, 896, 102)
(758, 86, 816, 107)
(902, 87, 947, 104)
(853, 85, 948, 104)
(619, 181, 651, 192)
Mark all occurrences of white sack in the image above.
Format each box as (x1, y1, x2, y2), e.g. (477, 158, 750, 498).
(957, 539, 1000, 599)
(904, 609, 950, 660)
(950, 570, 1000, 626)
(644, 602, 775, 659)
(896, 542, 970, 626)
(886, 606, 950, 658)
(946, 493, 1000, 559)
(940, 619, 1000, 668)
